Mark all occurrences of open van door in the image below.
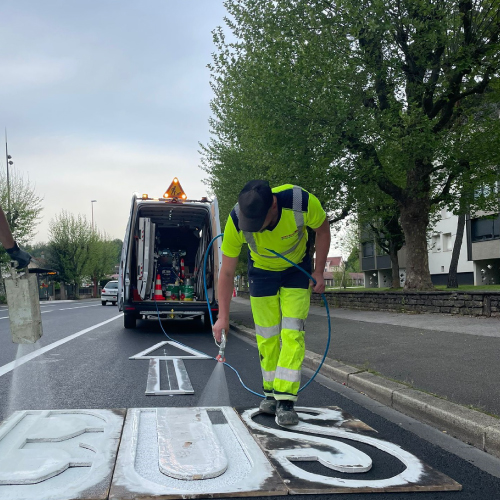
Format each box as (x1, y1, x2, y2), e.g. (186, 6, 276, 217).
(138, 217, 155, 300)
(118, 195, 137, 311)
(210, 197, 222, 300)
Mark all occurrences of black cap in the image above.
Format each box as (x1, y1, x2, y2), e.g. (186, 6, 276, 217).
(238, 180, 273, 232)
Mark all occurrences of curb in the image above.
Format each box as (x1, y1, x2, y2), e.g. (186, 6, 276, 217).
(229, 320, 500, 460)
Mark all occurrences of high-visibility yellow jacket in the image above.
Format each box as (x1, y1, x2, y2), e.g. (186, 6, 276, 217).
(221, 184, 326, 271)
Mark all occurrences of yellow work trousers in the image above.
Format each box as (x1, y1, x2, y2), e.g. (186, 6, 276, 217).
(251, 287, 311, 401)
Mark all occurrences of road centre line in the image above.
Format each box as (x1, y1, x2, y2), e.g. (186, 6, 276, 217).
(58, 305, 101, 311)
(0, 304, 100, 319)
(0, 310, 54, 320)
(0, 314, 122, 378)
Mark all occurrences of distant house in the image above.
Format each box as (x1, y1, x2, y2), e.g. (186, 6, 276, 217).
(325, 256, 342, 272)
(322, 256, 342, 286)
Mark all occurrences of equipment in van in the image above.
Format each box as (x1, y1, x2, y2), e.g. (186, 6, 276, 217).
(4, 264, 43, 344)
(118, 178, 222, 329)
(153, 274, 165, 300)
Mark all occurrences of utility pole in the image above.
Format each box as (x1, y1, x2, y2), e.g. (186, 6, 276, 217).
(91, 200, 97, 230)
(4, 129, 13, 225)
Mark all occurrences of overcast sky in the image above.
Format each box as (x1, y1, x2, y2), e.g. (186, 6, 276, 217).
(0, 0, 230, 243)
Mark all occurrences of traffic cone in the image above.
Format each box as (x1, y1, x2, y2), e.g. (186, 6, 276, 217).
(154, 274, 165, 300)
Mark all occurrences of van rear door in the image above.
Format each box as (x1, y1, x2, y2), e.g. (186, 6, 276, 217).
(118, 194, 137, 311)
(210, 197, 222, 300)
(137, 217, 156, 300)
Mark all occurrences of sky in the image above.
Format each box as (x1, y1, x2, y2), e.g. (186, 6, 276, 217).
(0, 0, 230, 243)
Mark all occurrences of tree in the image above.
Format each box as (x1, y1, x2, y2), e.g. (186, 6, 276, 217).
(86, 232, 120, 297)
(48, 212, 93, 297)
(0, 167, 43, 268)
(205, 0, 500, 290)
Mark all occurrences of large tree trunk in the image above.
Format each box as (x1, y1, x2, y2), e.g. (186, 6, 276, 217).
(399, 199, 434, 290)
(447, 213, 466, 288)
(389, 244, 400, 288)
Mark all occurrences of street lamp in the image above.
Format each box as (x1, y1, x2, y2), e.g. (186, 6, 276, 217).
(4, 130, 14, 225)
(91, 200, 97, 230)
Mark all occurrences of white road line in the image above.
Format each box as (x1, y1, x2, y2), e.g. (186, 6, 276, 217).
(0, 304, 101, 319)
(0, 310, 54, 320)
(58, 305, 101, 311)
(0, 314, 123, 378)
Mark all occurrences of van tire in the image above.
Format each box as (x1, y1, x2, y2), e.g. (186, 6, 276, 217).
(204, 312, 216, 331)
(124, 313, 137, 329)
(101, 301, 106, 306)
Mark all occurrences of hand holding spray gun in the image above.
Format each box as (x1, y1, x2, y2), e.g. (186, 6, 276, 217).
(215, 329, 226, 363)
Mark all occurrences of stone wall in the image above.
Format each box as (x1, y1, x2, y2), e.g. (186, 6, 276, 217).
(236, 290, 500, 317)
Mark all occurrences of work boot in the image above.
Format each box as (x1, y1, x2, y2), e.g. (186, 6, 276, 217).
(259, 396, 277, 415)
(275, 400, 299, 426)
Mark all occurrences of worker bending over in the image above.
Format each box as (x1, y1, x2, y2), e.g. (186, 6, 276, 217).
(213, 180, 330, 425)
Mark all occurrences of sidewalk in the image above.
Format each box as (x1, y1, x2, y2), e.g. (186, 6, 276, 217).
(229, 296, 500, 459)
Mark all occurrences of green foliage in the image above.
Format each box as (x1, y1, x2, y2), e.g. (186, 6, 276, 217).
(204, 0, 500, 290)
(48, 212, 121, 290)
(0, 167, 43, 268)
(48, 211, 93, 287)
(86, 232, 119, 286)
(345, 246, 361, 273)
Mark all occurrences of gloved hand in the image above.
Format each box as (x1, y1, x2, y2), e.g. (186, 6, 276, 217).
(6, 242, 32, 268)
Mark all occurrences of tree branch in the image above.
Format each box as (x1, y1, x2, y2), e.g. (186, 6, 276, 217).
(430, 172, 458, 205)
(342, 132, 404, 202)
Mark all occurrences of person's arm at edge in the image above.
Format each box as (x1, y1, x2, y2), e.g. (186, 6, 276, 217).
(0, 205, 15, 249)
(311, 218, 331, 294)
(212, 254, 238, 342)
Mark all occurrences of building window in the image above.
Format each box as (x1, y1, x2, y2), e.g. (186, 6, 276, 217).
(471, 214, 500, 242)
(362, 241, 374, 257)
(441, 266, 445, 272)
(431, 234, 441, 252)
(442, 233, 452, 251)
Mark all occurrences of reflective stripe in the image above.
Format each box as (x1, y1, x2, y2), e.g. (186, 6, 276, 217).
(262, 369, 276, 382)
(255, 323, 280, 338)
(275, 366, 301, 383)
(281, 317, 305, 331)
(293, 185, 304, 229)
(236, 186, 305, 259)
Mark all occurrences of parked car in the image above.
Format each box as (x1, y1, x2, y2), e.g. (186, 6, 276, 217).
(101, 280, 118, 305)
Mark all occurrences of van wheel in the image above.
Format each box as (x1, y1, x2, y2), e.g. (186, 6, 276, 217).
(124, 313, 137, 329)
(101, 301, 106, 306)
(204, 312, 215, 331)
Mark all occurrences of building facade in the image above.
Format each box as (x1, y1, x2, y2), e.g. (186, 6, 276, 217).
(361, 208, 500, 287)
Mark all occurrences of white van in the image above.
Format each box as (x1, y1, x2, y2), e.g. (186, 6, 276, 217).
(117, 180, 222, 329)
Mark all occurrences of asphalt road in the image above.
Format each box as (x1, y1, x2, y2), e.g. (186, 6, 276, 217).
(0, 299, 499, 499)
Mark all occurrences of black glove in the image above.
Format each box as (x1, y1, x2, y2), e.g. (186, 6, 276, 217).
(6, 242, 32, 268)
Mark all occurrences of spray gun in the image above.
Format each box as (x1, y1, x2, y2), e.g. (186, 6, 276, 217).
(215, 329, 226, 363)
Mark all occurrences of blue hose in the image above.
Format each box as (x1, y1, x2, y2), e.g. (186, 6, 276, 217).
(203, 233, 332, 396)
(154, 233, 331, 399)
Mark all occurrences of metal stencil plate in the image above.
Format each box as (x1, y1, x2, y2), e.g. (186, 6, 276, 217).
(238, 406, 462, 494)
(109, 407, 287, 499)
(0, 409, 125, 500)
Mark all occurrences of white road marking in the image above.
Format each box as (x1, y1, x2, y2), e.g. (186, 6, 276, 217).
(58, 305, 101, 311)
(0, 308, 75, 320)
(0, 315, 122, 378)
